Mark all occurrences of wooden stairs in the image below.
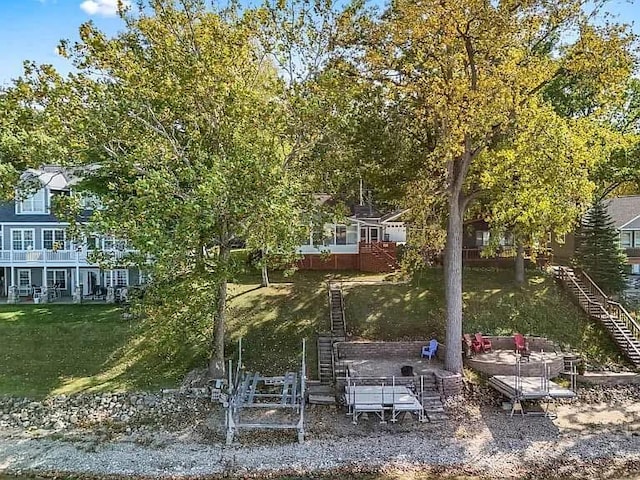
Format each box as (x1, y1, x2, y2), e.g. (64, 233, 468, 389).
(316, 283, 348, 386)
(556, 266, 640, 368)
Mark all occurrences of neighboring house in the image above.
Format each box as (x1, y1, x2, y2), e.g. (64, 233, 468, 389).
(549, 195, 640, 273)
(0, 166, 141, 301)
(604, 195, 640, 275)
(297, 203, 408, 272)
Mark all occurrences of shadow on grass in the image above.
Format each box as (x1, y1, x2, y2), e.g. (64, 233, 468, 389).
(345, 267, 627, 369)
(0, 304, 134, 398)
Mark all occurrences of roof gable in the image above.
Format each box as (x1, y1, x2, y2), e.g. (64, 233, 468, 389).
(603, 196, 640, 228)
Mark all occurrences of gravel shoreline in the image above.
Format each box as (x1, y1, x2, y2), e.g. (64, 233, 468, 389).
(1, 386, 640, 479)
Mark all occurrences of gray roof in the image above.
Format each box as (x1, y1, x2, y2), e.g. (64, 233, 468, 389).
(604, 196, 640, 229)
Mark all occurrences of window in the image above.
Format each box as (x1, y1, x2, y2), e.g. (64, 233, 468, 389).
(17, 269, 31, 287)
(0, 226, 3, 251)
(323, 225, 335, 245)
(476, 230, 490, 247)
(43, 229, 67, 250)
(335, 225, 347, 245)
(78, 192, 101, 210)
(621, 231, 632, 248)
(103, 236, 127, 251)
(634, 232, 640, 248)
(346, 225, 357, 244)
(16, 188, 47, 214)
(12, 229, 34, 250)
(46, 270, 67, 289)
(106, 269, 129, 287)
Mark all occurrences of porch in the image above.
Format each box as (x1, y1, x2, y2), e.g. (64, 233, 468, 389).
(0, 266, 139, 302)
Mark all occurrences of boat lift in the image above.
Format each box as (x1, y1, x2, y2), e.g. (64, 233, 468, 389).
(223, 339, 306, 444)
(488, 352, 577, 417)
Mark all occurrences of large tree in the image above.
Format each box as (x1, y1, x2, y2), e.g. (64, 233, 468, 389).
(4, 0, 311, 378)
(356, 0, 635, 372)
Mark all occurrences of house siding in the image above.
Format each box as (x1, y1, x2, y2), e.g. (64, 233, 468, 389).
(0, 210, 141, 295)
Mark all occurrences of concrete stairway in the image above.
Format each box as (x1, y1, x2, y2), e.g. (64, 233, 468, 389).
(557, 266, 640, 368)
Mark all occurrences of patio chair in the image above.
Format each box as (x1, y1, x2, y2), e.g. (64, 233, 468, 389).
(421, 339, 439, 360)
(514, 333, 530, 359)
(474, 333, 492, 353)
(463, 333, 480, 356)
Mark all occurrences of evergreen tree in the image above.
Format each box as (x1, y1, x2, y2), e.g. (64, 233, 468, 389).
(575, 202, 628, 294)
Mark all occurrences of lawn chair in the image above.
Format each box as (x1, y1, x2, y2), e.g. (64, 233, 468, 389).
(474, 333, 492, 353)
(421, 339, 439, 360)
(463, 333, 481, 356)
(514, 333, 530, 360)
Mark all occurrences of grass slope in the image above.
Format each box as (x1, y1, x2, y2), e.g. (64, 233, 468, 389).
(0, 268, 627, 398)
(346, 268, 625, 367)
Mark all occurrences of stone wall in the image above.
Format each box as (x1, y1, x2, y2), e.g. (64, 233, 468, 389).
(336, 341, 431, 359)
(576, 372, 640, 386)
(476, 335, 559, 352)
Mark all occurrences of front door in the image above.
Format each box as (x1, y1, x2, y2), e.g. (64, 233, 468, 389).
(360, 227, 381, 243)
(83, 269, 100, 296)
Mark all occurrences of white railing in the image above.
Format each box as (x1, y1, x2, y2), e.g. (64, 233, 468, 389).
(0, 249, 137, 265)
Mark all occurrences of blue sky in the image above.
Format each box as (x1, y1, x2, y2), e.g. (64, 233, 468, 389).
(0, 0, 638, 86)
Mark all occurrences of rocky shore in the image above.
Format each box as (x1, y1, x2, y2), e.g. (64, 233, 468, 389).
(1, 385, 639, 479)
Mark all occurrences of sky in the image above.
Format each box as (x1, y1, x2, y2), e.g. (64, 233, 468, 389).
(0, 0, 639, 86)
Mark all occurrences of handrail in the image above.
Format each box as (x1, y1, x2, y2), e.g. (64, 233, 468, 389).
(340, 284, 347, 337)
(607, 300, 640, 344)
(317, 336, 322, 383)
(559, 268, 640, 360)
(369, 241, 396, 264)
(577, 269, 608, 304)
(596, 303, 640, 358)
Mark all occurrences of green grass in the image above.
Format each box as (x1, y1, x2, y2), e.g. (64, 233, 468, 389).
(346, 268, 626, 367)
(0, 267, 628, 399)
(0, 304, 147, 398)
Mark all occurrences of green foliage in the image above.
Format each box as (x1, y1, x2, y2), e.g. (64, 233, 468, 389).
(574, 201, 628, 295)
(3, 0, 317, 373)
(347, 0, 635, 372)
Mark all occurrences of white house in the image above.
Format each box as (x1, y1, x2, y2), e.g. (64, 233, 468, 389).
(297, 203, 408, 272)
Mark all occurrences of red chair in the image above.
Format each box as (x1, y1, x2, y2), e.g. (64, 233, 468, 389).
(474, 333, 492, 353)
(514, 333, 529, 356)
(463, 333, 481, 355)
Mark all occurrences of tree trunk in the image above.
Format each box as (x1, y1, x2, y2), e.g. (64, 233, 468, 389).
(515, 242, 525, 286)
(444, 194, 464, 374)
(209, 242, 231, 379)
(261, 248, 269, 287)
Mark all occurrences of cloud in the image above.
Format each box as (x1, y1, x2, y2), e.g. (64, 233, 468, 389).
(80, 0, 130, 17)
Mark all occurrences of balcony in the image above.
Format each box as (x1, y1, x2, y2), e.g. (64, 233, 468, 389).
(0, 249, 136, 266)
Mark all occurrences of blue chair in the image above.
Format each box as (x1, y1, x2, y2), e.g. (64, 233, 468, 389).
(421, 339, 439, 360)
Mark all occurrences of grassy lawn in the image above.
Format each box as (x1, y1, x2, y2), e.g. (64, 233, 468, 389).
(0, 304, 151, 398)
(0, 267, 628, 399)
(346, 268, 625, 367)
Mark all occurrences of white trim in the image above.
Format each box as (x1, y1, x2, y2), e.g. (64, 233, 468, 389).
(15, 188, 48, 215)
(46, 269, 68, 290)
(41, 228, 67, 251)
(619, 213, 640, 229)
(380, 209, 410, 223)
(16, 268, 33, 288)
(10, 228, 36, 250)
(0, 222, 71, 226)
